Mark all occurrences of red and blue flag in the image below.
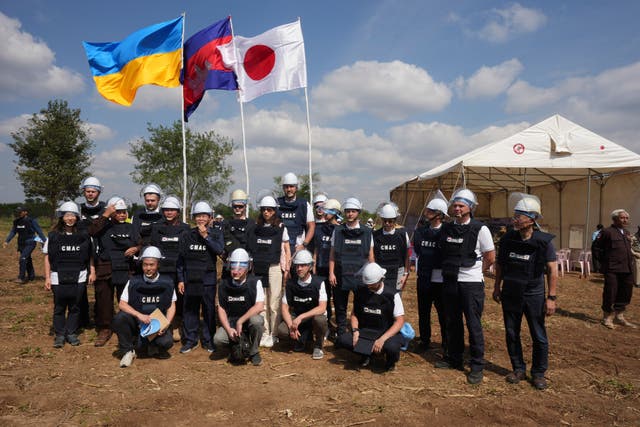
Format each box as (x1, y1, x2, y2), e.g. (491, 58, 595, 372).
(182, 17, 238, 121)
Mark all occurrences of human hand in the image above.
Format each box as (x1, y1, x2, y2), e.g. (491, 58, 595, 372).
(124, 247, 138, 257)
(329, 273, 337, 287)
(138, 314, 151, 324)
(352, 331, 359, 348)
(545, 299, 556, 316)
(178, 282, 185, 295)
(373, 337, 385, 354)
(492, 288, 501, 303)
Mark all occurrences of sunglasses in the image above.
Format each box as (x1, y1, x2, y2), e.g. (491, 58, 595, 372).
(230, 261, 249, 269)
(232, 205, 245, 210)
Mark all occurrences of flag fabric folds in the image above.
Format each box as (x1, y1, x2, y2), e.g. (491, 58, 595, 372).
(182, 17, 238, 121)
(83, 16, 183, 106)
(218, 20, 307, 103)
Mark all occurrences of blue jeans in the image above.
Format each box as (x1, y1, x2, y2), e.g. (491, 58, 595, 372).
(182, 285, 217, 346)
(18, 241, 36, 280)
(502, 293, 548, 377)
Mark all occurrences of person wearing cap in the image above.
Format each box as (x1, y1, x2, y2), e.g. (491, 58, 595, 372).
(436, 188, 495, 385)
(373, 203, 411, 295)
(337, 262, 405, 371)
(492, 193, 557, 390)
(313, 198, 341, 339)
(3, 206, 46, 283)
(112, 246, 176, 367)
(149, 196, 190, 342)
(412, 195, 449, 354)
(594, 209, 636, 329)
(88, 197, 139, 347)
(222, 189, 256, 279)
(215, 248, 266, 366)
(176, 201, 225, 354)
(277, 172, 315, 255)
(329, 197, 375, 337)
(247, 195, 291, 348)
(43, 201, 96, 348)
(132, 184, 164, 247)
(277, 250, 328, 359)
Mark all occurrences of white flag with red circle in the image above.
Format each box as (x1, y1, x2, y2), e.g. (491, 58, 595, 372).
(218, 20, 307, 103)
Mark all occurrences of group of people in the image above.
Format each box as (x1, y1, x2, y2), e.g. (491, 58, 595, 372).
(3, 172, 636, 388)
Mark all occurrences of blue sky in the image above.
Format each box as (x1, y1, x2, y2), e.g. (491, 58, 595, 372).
(1, 1, 639, 210)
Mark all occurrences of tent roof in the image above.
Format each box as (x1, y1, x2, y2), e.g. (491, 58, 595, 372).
(395, 114, 640, 194)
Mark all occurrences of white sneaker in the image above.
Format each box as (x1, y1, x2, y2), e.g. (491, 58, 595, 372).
(312, 348, 324, 360)
(119, 350, 136, 368)
(260, 335, 274, 348)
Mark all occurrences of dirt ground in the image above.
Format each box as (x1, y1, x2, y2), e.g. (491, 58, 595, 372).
(1, 226, 639, 426)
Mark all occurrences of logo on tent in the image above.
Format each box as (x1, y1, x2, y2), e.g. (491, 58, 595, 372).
(513, 143, 525, 155)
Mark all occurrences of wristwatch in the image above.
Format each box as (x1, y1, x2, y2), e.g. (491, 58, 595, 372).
(547, 295, 557, 301)
(352, 328, 360, 333)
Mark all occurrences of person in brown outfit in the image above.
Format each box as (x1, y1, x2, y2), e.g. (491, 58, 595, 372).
(595, 209, 636, 329)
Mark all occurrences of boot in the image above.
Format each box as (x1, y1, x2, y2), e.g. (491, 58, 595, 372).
(602, 312, 615, 329)
(614, 312, 637, 328)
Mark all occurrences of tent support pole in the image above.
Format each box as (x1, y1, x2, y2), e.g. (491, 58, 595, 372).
(584, 169, 592, 253)
(555, 182, 566, 248)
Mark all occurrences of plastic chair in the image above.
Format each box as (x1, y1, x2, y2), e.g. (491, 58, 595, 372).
(571, 250, 591, 278)
(556, 252, 566, 276)
(560, 248, 571, 272)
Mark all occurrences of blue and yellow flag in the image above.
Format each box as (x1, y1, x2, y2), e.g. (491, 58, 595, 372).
(83, 16, 183, 106)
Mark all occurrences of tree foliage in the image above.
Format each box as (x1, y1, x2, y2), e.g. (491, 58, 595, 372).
(129, 121, 234, 204)
(9, 99, 93, 214)
(272, 172, 321, 202)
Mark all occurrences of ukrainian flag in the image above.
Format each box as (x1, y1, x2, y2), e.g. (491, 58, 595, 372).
(83, 16, 183, 106)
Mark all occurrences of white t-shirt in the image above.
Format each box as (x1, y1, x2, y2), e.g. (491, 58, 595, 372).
(281, 275, 327, 305)
(43, 234, 88, 285)
(455, 220, 494, 282)
(372, 285, 405, 317)
(121, 274, 178, 302)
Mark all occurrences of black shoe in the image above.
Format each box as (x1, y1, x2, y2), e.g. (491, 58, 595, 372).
(435, 360, 464, 371)
(506, 371, 526, 384)
(385, 362, 396, 372)
(53, 335, 65, 348)
(531, 376, 548, 390)
(180, 342, 198, 354)
(66, 334, 80, 346)
(155, 349, 171, 359)
(250, 353, 263, 366)
(359, 356, 371, 368)
(202, 342, 216, 353)
(467, 370, 483, 385)
(293, 341, 305, 352)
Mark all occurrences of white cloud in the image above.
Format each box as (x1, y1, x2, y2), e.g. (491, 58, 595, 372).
(477, 3, 547, 43)
(0, 12, 84, 99)
(83, 122, 116, 141)
(455, 59, 523, 99)
(0, 114, 31, 137)
(312, 60, 452, 121)
(123, 85, 182, 112)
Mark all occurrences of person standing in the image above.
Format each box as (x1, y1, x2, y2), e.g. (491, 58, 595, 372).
(44, 202, 95, 348)
(4, 206, 46, 283)
(595, 209, 636, 329)
(222, 189, 256, 278)
(373, 203, 410, 295)
(436, 189, 495, 385)
(277, 172, 315, 254)
(492, 193, 558, 390)
(131, 183, 164, 247)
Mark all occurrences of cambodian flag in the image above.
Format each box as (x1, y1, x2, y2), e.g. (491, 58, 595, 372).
(182, 17, 238, 121)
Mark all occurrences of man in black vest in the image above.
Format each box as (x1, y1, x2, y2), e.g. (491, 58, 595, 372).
(4, 206, 46, 283)
(436, 189, 495, 385)
(277, 172, 315, 254)
(493, 193, 557, 390)
(338, 262, 405, 371)
(222, 189, 255, 279)
(177, 201, 225, 354)
(373, 203, 410, 295)
(278, 250, 328, 359)
(214, 249, 266, 366)
(112, 246, 176, 367)
(131, 183, 164, 247)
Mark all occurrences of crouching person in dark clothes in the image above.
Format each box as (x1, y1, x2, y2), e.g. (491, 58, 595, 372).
(214, 249, 265, 366)
(112, 246, 176, 367)
(277, 250, 328, 360)
(493, 193, 557, 390)
(338, 263, 405, 372)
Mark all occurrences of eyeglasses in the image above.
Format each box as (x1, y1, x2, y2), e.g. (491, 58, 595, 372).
(260, 207, 275, 212)
(232, 205, 245, 210)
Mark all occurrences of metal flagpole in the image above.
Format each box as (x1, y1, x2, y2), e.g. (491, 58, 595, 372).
(180, 12, 188, 222)
(300, 18, 313, 200)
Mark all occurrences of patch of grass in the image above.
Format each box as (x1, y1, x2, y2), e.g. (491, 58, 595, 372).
(19, 346, 43, 358)
(22, 294, 34, 303)
(592, 378, 636, 397)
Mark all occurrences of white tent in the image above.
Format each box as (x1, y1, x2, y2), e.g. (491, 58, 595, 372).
(390, 114, 640, 249)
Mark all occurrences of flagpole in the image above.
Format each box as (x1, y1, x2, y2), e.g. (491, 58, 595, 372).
(180, 12, 188, 222)
(229, 16, 251, 200)
(299, 18, 313, 201)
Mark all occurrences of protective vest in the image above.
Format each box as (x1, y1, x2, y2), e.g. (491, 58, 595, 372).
(218, 276, 259, 323)
(333, 225, 372, 290)
(78, 202, 105, 231)
(354, 288, 394, 334)
(47, 231, 91, 285)
(223, 218, 255, 254)
(181, 228, 218, 294)
(133, 209, 163, 244)
(440, 219, 483, 281)
(314, 222, 336, 269)
(285, 276, 323, 316)
(151, 221, 189, 273)
(248, 225, 283, 275)
(499, 230, 554, 301)
(412, 225, 443, 277)
(13, 216, 36, 246)
(127, 275, 174, 315)
(98, 222, 135, 268)
(277, 197, 308, 245)
(373, 228, 407, 270)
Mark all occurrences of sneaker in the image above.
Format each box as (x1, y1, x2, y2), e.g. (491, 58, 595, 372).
(94, 329, 112, 347)
(67, 334, 80, 346)
(53, 335, 65, 348)
(260, 335, 274, 348)
(467, 370, 483, 385)
(312, 347, 324, 360)
(14, 278, 27, 284)
(202, 342, 216, 353)
(155, 350, 171, 359)
(250, 353, 263, 366)
(293, 340, 305, 352)
(180, 342, 198, 354)
(532, 376, 548, 390)
(119, 350, 136, 368)
(435, 360, 464, 371)
(359, 356, 371, 368)
(506, 371, 526, 384)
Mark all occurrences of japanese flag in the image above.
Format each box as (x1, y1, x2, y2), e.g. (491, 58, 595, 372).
(218, 20, 307, 102)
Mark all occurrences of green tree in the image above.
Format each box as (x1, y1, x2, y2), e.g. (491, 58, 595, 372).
(129, 121, 234, 204)
(272, 172, 321, 202)
(9, 99, 93, 214)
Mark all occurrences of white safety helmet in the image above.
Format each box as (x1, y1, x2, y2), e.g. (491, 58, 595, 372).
(292, 249, 314, 265)
(80, 176, 103, 192)
(107, 196, 128, 211)
(56, 201, 80, 218)
(323, 199, 341, 213)
(449, 188, 477, 209)
(191, 200, 213, 217)
(282, 172, 298, 186)
(509, 192, 542, 218)
(229, 248, 251, 263)
(230, 189, 248, 205)
(378, 203, 399, 219)
(141, 183, 163, 198)
(426, 199, 449, 216)
(343, 197, 362, 211)
(140, 246, 163, 260)
(313, 192, 328, 205)
(259, 195, 278, 208)
(360, 262, 387, 285)
(161, 195, 182, 210)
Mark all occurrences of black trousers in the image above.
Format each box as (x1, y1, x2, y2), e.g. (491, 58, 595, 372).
(111, 311, 174, 352)
(602, 272, 634, 312)
(338, 331, 403, 366)
(416, 274, 447, 351)
(52, 283, 86, 337)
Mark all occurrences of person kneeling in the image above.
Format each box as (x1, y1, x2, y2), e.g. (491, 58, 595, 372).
(111, 246, 176, 367)
(338, 263, 405, 371)
(277, 250, 328, 359)
(214, 249, 265, 366)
